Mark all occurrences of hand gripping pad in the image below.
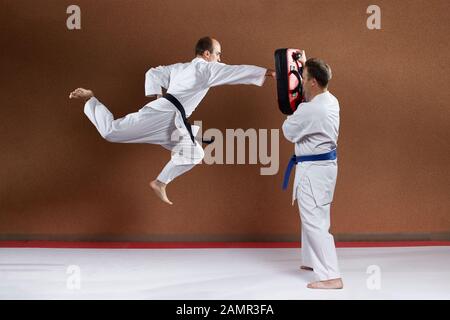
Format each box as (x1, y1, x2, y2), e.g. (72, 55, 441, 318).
(275, 48, 304, 115)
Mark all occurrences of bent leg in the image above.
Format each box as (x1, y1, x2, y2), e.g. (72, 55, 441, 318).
(157, 161, 197, 185)
(157, 131, 205, 184)
(150, 132, 204, 204)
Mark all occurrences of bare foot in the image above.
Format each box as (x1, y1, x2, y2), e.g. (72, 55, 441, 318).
(300, 265, 314, 271)
(69, 88, 94, 100)
(149, 180, 173, 205)
(307, 278, 343, 289)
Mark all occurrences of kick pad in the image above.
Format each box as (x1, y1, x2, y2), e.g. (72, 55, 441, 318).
(274, 48, 304, 115)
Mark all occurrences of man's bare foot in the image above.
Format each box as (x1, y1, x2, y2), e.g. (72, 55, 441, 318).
(300, 266, 314, 271)
(149, 180, 173, 205)
(307, 278, 343, 289)
(69, 88, 94, 100)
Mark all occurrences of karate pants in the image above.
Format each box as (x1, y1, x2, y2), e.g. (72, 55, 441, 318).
(295, 162, 341, 281)
(83, 97, 204, 184)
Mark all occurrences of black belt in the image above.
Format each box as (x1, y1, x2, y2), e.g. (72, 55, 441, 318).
(162, 93, 214, 145)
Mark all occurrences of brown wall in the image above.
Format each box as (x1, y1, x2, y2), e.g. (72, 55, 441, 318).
(1, 0, 449, 241)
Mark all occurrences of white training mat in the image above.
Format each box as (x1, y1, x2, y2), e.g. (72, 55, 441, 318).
(0, 246, 449, 300)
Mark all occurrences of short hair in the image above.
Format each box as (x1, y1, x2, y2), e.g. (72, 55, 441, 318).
(195, 36, 214, 56)
(305, 58, 332, 88)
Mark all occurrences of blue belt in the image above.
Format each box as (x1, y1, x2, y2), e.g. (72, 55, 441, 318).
(282, 149, 337, 190)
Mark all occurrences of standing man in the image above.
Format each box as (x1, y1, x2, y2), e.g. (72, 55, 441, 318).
(282, 52, 343, 289)
(70, 37, 275, 205)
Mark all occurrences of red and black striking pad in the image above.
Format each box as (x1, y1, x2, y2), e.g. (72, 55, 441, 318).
(275, 48, 304, 115)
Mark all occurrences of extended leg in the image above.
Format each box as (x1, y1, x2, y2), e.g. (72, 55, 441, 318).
(70, 88, 176, 144)
(300, 224, 314, 271)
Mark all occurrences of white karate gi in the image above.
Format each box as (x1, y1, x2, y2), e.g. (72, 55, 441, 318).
(83, 57, 267, 184)
(282, 91, 341, 281)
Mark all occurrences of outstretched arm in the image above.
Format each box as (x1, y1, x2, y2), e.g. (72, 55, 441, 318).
(206, 62, 274, 87)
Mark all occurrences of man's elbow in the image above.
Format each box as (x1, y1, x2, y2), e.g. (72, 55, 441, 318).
(282, 133, 295, 143)
(281, 122, 290, 137)
(145, 69, 155, 79)
(281, 123, 296, 142)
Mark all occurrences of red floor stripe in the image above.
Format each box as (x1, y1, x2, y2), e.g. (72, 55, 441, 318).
(0, 240, 449, 249)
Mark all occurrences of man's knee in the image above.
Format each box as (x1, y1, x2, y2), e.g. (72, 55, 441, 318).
(193, 145, 205, 164)
(171, 143, 204, 165)
(185, 144, 204, 165)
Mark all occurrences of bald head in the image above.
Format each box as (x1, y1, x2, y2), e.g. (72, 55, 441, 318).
(195, 36, 221, 62)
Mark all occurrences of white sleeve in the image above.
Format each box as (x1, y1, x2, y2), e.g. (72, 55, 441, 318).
(206, 62, 267, 87)
(145, 64, 178, 97)
(282, 104, 319, 143)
